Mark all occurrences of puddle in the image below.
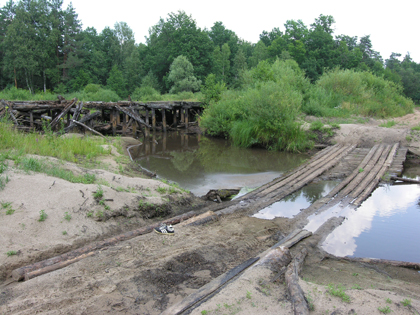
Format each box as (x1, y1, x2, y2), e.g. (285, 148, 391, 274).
(253, 180, 339, 219)
(321, 182, 420, 263)
(129, 132, 307, 196)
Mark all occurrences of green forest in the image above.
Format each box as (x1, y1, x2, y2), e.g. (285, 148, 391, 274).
(1, 0, 419, 151)
(1, 0, 419, 102)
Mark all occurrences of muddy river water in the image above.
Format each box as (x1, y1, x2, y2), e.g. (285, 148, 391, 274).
(130, 132, 420, 263)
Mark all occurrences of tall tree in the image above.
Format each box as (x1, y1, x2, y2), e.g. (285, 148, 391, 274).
(144, 11, 213, 91)
(167, 55, 201, 93)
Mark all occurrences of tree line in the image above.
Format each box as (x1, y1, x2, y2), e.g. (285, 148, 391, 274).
(0, 0, 419, 104)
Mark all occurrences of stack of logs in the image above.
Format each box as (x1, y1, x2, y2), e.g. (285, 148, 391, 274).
(0, 97, 203, 138)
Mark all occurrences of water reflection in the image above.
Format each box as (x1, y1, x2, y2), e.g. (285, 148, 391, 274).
(321, 184, 420, 263)
(254, 181, 339, 219)
(129, 132, 307, 196)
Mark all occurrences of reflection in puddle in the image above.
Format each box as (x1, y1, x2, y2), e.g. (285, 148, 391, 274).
(254, 181, 339, 219)
(321, 184, 420, 263)
(129, 132, 307, 196)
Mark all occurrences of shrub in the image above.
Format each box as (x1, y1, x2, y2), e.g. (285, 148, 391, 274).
(131, 86, 161, 101)
(200, 59, 312, 152)
(303, 68, 414, 118)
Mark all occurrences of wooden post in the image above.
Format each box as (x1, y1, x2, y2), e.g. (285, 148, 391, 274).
(181, 108, 185, 124)
(162, 109, 167, 132)
(101, 109, 105, 120)
(111, 109, 117, 136)
(116, 109, 121, 124)
(30, 111, 34, 129)
(122, 113, 128, 135)
(173, 109, 177, 126)
(152, 134, 156, 154)
(185, 108, 189, 129)
(152, 108, 156, 131)
(145, 109, 150, 137)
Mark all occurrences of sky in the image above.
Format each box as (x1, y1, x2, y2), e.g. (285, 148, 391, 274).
(2, 0, 419, 63)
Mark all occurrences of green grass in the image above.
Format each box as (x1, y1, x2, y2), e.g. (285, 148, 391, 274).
(38, 209, 48, 221)
(63, 212, 71, 221)
(157, 187, 167, 194)
(386, 298, 392, 304)
(6, 208, 15, 215)
(6, 250, 17, 256)
(378, 306, 391, 313)
(411, 124, 420, 131)
(327, 284, 350, 303)
(62, 231, 67, 235)
(379, 120, 396, 128)
(401, 298, 412, 306)
(351, 284, 362, 290)
(14, 156, 98, 184)
(0, 118, 111, 163)
(93, 185, 104, 199)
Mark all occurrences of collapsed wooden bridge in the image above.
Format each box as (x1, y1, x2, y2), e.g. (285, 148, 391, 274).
(0, 98, 203, 137)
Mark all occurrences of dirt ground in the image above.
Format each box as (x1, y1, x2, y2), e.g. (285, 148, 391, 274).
(2, 112, 420, 314)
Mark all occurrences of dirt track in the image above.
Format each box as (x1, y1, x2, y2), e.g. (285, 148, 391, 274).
(2, 113, 420, 314)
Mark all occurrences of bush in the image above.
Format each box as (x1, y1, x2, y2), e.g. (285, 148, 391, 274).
(200, 59, 312, 152)
(303, 68, 414, 118)
(0, 87, 57, 101)
(131, 86, 161, 101)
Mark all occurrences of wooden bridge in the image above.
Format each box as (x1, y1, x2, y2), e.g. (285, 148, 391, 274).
(0, 98, 203, 137)
(201, 143, 407, 218)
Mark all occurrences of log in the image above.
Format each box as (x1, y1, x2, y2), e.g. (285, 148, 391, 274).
(70, 120, 106, 138)
(64, 101, 83, 132)
(286, 248, 309, 315)
(353, 143, 399, 205)
(115, 104, 150, 128)
(78, 110, 101, 124)
(160, 257, 259, 315)
(50, 98, 77, 128)
(390, 176, 420, 184)
(325, 254, 420, 270)
(24, 252, 95, 280)
(12, 210, 197, 281)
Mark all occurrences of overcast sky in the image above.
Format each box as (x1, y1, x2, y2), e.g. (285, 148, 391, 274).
(3, 0, 419, 63)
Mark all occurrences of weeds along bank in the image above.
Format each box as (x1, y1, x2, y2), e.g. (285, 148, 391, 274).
(200, 60, 415, 152)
